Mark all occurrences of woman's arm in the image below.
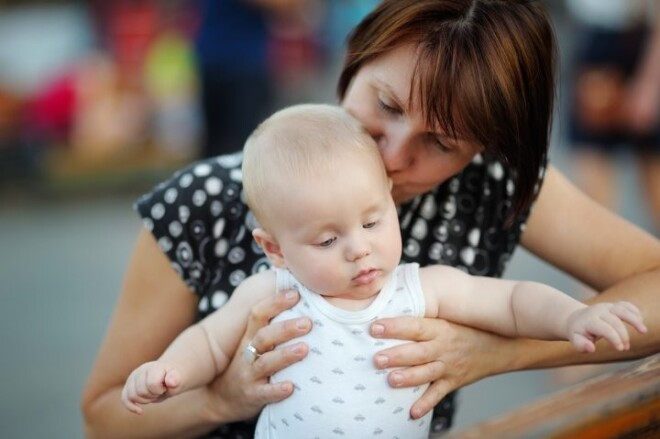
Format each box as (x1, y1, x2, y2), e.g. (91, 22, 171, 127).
(509, 165, 660, 366)
(369, 166, 660, 418)
(81, 228, 310, 439)
(522, 166, 660, 293)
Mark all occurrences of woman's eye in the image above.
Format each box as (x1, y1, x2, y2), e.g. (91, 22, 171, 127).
(318, 237, 336, 247)
(363, 221, 377, 229)
(435, 140, 451, 152)
(429, 134, 453, 153)
(378, 98, 401, 115)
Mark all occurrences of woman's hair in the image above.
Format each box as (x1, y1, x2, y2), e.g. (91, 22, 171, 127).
(242, 104, 384, 227)
(338, 0, 557, 224)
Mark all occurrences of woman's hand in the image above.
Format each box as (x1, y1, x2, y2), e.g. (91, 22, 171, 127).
(370, 316, 514, 419)
(205, 290, 312, 423)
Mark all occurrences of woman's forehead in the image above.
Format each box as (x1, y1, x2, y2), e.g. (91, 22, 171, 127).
(368, 45, 417, 93)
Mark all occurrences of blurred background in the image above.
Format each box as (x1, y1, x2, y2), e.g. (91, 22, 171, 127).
(0, 0, 657, 437)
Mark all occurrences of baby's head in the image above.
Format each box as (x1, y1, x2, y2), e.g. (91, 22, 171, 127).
(243, 104, 387, 232)
(242, 104, 402, 300)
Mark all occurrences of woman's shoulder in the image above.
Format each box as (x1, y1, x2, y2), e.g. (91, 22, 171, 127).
(134, 153, 248, 232)
(131, 152, 265, 305)
(135, 153, 244, 212)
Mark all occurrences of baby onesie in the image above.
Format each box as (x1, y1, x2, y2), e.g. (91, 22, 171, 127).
(255, 263, 430, 439)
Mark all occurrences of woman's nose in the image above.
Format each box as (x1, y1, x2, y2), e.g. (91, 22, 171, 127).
(377, 133, 411, 173)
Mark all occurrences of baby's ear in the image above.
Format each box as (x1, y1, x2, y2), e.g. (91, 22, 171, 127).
(252, 228, 286, 268)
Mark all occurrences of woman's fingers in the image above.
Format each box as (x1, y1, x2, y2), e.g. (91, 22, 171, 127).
(242, 290, 311, 354)
(204, 290, 312, 422)
(251, 342, 309, 380)
(246, 289, 301, 332)
(375, 340, 439, 369)
(371, 316, 444, 342)
(386, 360, 446, 389)
(372, 318, 450, 369)
(410, 379, 454, 420)
(250, 316, 312, 355)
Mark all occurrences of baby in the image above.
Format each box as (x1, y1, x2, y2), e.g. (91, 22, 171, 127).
(121, 104, 646, 438)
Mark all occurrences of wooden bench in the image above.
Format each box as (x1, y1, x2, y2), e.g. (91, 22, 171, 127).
(439, 354, 660, 439)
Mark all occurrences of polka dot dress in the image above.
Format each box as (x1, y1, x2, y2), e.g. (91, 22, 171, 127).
(135, 151, 542, 438)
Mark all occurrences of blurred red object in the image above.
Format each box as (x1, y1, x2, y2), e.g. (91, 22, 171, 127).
(25, 72, 77, 145)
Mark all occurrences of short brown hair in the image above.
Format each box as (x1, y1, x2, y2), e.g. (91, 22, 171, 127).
(338, 0, 556, 224)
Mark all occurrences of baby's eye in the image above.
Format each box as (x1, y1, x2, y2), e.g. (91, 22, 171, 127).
(318, 237, 337, 247)
(363, 221, 377, 229)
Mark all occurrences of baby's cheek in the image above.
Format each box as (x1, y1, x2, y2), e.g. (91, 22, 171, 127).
(302, 267, 341, 295)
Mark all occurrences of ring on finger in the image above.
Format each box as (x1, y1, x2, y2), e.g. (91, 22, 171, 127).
(244, 343, 262, 364)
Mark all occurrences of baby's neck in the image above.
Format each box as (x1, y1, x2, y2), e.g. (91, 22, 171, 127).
(322, 292, 380, 311)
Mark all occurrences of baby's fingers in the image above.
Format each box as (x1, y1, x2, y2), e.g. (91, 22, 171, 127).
(570, 332, 595, 353)
(121, 375, 147, 414)
(611, 302, 648, 334)
(163, 368, 183, 393)
(142, 368, 169, 398)
(122, 395, 143, 414)
(593, 313, 629, 351)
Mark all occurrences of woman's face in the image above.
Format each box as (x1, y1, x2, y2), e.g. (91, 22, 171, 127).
(342, 44, 483, 204)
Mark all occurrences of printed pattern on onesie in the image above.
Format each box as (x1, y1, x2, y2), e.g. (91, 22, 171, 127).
(254, 263, 428, 439)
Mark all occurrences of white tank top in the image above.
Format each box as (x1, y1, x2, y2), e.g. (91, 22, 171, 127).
(255, 263, 430, 439)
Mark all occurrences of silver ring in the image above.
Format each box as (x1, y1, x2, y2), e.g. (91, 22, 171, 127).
(244, 343, 261, 364)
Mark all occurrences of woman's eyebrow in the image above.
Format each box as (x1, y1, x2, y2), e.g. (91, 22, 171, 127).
(374, 78, 408, 109)
(436, 132, 468, 142)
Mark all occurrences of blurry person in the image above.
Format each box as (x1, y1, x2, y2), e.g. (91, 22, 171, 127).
(565, 0, 660, 233)
(193, 0, 308, 159)
(143, 17, 200, 160)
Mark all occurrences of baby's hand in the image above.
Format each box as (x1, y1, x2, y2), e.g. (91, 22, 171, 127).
(567, 301, 647, 353)
(121, 361, 183, 414)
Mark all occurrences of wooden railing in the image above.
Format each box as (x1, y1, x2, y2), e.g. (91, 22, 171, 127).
(439, 354, 660, 439)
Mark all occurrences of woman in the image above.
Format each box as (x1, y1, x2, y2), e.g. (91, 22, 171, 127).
(81, 1, 660, 438)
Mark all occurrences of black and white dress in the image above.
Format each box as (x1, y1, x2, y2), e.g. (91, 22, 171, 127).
(135, 151, 540, 438)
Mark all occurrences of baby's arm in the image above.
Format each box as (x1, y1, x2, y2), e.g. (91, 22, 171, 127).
(421, 266, 647, 352)
(121, 270, 276, 414)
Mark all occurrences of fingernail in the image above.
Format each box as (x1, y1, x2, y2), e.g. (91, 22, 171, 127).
(291, 343, 305, 355)
(279, 382, 291, 393)
(375, 355, 388, 368)
(371, 324, 384, 336)
(296, 318, 310, 330)
(390, 372, 403, 386)
(285, 290, 298, 300)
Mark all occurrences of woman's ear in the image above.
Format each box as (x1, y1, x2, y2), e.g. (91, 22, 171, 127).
(252, 228, 286, 268)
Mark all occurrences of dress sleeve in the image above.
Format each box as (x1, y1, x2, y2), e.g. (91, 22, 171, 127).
(134, 154, 267, 318)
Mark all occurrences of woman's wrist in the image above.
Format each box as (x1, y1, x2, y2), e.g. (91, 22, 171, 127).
(480, 333, 533, 376)
(199, 384, 234, 427)
(503, 337, 622, 372)
(505, 338, 566, 371)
